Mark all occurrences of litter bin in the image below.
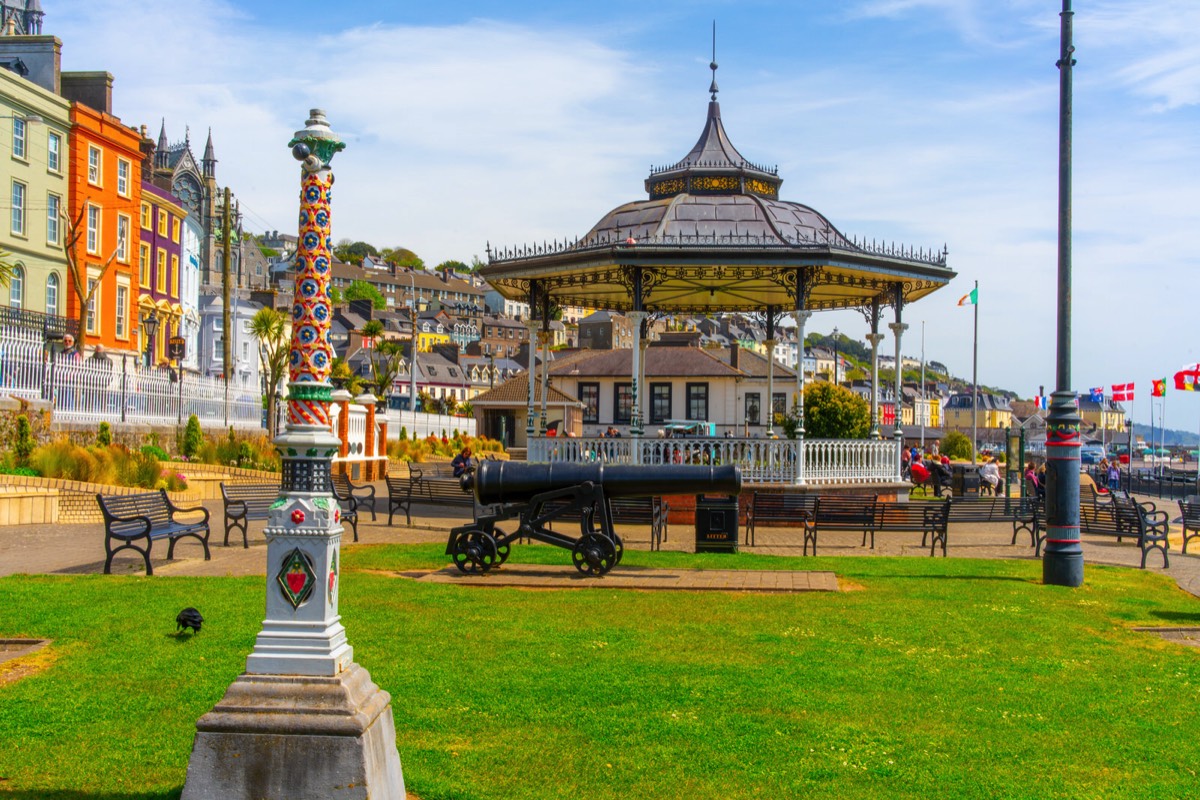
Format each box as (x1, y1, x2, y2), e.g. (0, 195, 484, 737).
(695, 495, 738, 553)
(951, 464, 981, 497)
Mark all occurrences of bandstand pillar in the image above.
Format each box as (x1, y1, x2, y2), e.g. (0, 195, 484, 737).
(889, 285, 908, 480)
(628, 310, 647, 452)
(865, 297, 883, 439)
(180, 110, 404, 800)
(792, 306, 811, 485)
(539, 291, 552, 435)
(526, 281, 539, 441)
(764, 305, 777, 437)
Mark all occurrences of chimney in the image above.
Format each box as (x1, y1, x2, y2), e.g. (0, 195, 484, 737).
(60, 71, 114, 115)
(432, 343, 459, 365)
(0, 35, 61, 94)
(730, 343, 740, 370)
(348, 298, 374, 320)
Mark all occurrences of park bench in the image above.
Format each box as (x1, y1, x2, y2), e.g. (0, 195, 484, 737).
(220, 482, 279, 548)
(945, 495, 1039, 547)
(409, 464, 476, 509)
(385, 472, 421, 526)
(746, 493, 877, 556)
(745, 492, 815, 551)
(97, 489, 211, 576)
(332, 472, 377, 521)
(324, 479, 361, 542)
(1080, 493, 1170, 569)
(609, 496, 670, 551)
(1179, 497, 1200, 554)
(875, 498, 952, 556)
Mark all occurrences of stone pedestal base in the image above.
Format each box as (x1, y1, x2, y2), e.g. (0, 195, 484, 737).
(180, 663, 404, 799)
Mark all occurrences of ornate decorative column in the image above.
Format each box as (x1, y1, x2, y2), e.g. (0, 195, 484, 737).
(180, 110, 405, 800)
(538, 329, 551, 435)
(865, 298, 883, 439)
(628, 310, 647, 438)
(791, 309, 811, 485)
(525, 281, 539, 441)
(638, 316, 651, 432)
(764, 305, 777, 438)
(889, 284, 908, 481)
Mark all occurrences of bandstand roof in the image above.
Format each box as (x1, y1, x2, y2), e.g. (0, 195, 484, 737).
(480, 67, 955, 314)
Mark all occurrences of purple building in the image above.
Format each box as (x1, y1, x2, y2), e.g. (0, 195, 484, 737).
(139, 181, 186, 365)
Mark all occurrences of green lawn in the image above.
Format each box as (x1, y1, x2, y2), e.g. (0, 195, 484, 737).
(3, 546, 1200, 799)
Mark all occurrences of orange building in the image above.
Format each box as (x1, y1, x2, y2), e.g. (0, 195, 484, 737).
(65, 84, 143, 355)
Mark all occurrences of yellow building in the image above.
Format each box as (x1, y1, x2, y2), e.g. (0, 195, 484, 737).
(1079, 399, 1127, 433)
(942, 393, 1011, 429)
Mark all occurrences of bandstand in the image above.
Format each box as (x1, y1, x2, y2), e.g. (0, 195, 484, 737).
(479, 62, 956, 489)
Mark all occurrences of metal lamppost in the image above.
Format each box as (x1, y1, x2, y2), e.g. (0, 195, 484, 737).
(180, 110, 405, 798)
(142, 309, 159, 368)
(169, 335, 187, 425)
(407, 271, 418, 439)
(1044, 0, 1084, 587)
(831, 326, 839, 385)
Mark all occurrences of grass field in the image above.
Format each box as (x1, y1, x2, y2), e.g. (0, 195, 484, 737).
(2, 545, 1200, 799)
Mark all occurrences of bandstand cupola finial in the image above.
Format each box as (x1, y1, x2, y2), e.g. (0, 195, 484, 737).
(709, 20, 719, 101)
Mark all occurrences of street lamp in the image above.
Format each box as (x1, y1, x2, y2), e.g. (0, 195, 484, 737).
(831, 326, 839, 385)
(407, 271, 418, 438)
(142, 309, 160, 368)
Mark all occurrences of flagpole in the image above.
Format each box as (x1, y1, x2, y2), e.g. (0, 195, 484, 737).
(971, 279, 978, 465)
(920, 321, 926, 449)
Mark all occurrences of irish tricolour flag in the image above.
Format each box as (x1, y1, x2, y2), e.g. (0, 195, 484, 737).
(957, 287, 977, 306)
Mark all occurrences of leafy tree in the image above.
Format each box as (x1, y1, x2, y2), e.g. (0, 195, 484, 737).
(329, 286, 343, 304)
(941, 430, 973, 460)
(14, 415, 33, 466)
(333, 239, 379, 263)
(470, 256, 487, 272)
(250, 307, 290, 438)
(784, 383, 871, 439)
(361, 320, 406, 402)
(0, 248, 16, 288)
(330, 356, 364, 396)
(382, 247, 424, 270)
(344, 279, 386, 310)
(182, 414, 203, 458)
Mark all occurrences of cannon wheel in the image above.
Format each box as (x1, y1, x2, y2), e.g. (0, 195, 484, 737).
(572, 533, 617, 576)
(451, 529, 499, 574)
(477, 522, 512, 566)
(611, 533, 624, 566)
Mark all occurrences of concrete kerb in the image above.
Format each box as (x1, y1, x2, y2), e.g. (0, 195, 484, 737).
(3, 486, 1200, 597)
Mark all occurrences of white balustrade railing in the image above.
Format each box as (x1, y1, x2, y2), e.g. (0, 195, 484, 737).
(0, 324, 262, 430)
(383, 409, 476, 440)
(528, 435, 901, 485)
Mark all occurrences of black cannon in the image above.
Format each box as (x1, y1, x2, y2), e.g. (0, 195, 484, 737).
(447, 461, 742, 577)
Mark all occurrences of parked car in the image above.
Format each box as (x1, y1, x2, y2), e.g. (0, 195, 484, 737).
(1080, 444, 1107, 465)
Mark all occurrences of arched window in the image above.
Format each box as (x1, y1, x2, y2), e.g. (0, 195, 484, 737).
(45, 272, 59, 315)
(9, 265, 24, 309)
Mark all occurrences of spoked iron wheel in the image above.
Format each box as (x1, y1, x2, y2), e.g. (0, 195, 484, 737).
(451, 529, 499, 574)
(572, 533, 617, 577)
(611, 534, 624, 567)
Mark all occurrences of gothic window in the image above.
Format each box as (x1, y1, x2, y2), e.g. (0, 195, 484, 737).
(173, 176, 202, 216)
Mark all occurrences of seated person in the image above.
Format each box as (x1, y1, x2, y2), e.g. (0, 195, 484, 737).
(928, 456, 953, 497)
(451, 446, 474, 478)
(909, 455, 931, 488)
(979, 458, 1001, 494)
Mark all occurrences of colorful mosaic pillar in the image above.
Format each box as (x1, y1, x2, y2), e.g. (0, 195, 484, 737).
(1044, 391, 1084, 585)
(181, 110, 404, 800)
(244, 109, 350, 678)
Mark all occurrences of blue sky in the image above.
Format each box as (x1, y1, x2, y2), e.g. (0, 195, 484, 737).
(50, 1, 1200, 425)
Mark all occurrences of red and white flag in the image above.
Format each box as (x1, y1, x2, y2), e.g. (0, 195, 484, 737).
(1111, 382, 1134, 402)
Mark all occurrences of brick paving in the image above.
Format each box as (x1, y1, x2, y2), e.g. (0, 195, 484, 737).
(3, 488, 1200, 597)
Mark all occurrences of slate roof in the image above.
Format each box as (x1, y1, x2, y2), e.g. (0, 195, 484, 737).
(471, 376, 582, 406)
(548, 346, 742, 379)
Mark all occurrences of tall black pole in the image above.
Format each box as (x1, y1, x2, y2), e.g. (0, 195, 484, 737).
(1044, 0, 1083, 587)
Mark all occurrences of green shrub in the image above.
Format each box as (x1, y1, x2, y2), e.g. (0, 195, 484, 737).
(14, 415, 34, 466)
(182, 415, 203, 458)
(783, 384, 871, 439)
(96, 421, 112, 447)
(942, 431, 973, 460)
(140, 444, 170, 462)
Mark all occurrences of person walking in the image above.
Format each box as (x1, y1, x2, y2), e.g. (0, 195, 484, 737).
(1106, 459, 1121, 492)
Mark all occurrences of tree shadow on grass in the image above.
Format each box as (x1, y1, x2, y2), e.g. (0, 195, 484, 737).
(858, 574, 1035, 582)
(1149, 610, 1200, 624)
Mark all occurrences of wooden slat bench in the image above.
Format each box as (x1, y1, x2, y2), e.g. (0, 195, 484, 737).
(875, 498, 952, 556)
(409, 465, 476, 509)
(97, 490, 211, 575)
(220, 482, 279, 548)
(609, 496, 670, 551)
(333, 473, 377, 521)
(385, 472, 420, 526)
(945, 495, 1039, 547)
(1179, 497, 1200, 554)
(1081, 494, 1169, 569)
(745, 492, 815, 552)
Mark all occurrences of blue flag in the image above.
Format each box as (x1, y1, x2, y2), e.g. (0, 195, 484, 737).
(1089, 387, 1104, 403)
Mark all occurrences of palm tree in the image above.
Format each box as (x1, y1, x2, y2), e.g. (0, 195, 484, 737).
(250, 307, 289, 437)
(361, 319, 405, 403)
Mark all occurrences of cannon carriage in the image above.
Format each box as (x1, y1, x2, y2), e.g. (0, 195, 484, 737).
(447, 461, 741, 577)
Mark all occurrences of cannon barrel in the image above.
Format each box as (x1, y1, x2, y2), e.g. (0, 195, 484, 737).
(470, 461, 742, 506)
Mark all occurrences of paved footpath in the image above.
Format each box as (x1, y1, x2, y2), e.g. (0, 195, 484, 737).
(3, 490, 1199, 597)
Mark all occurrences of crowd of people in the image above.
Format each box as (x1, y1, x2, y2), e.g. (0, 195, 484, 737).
(901, 439, 1005, 498)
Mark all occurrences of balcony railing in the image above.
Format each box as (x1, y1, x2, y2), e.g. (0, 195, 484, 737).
(528, 436, 901, 485)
